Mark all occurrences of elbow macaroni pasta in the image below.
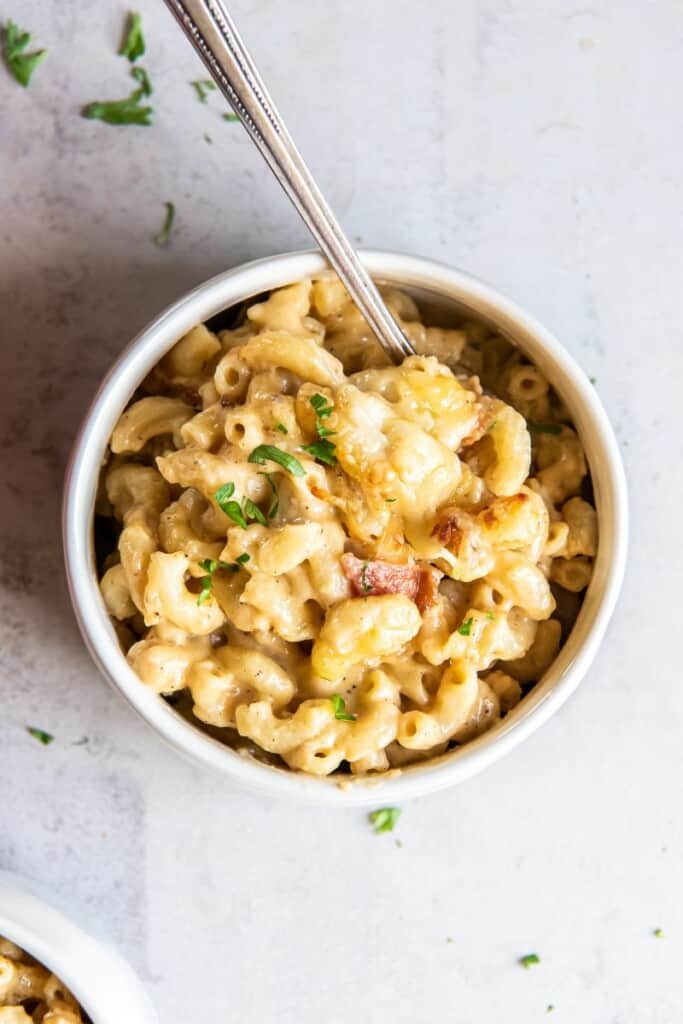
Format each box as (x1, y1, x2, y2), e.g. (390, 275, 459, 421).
(0, 939, 86, 1023)
(97, 274, 597, 778)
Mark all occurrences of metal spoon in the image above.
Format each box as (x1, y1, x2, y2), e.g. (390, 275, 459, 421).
(162, 0, 415, 364)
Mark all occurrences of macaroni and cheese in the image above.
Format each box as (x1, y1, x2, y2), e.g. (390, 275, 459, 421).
(97, 276, 597, 777)
(0, 938, 87, 1023)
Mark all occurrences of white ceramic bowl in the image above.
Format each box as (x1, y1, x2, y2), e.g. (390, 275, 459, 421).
(63, 250, 628, 805)
(0, 870, 157, 1023)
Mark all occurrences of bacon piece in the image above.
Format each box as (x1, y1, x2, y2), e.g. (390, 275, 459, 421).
(460, 395, 497, 448)
(341, 553, 441, 613)
(431, 506, 472, 551)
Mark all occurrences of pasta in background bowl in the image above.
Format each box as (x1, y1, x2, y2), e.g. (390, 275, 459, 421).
(63, 251, 627, 804)
(0, 872, 157, 1024)
(0, 936, 89, 1023)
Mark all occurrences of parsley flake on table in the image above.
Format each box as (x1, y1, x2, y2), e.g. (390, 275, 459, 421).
(27, 726, 54, 746)
(119, 12, 145, 62)
(330, 694, 356, 722)
(191, 79, 215, 103)
(82, 69, 153, 126)
(154, 202, 175, 246)
(223, 112, 239, 122)
(518, 953, 540, 969)
(131, 65, 152, 97)
(369, 807, 401, 834)
(3, 19, 47, 87)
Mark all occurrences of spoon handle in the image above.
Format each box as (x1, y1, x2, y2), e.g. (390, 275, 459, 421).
(162, 0, 415, 363)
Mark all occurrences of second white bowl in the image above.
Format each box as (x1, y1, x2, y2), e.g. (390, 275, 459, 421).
(0, 870, 157, 1023)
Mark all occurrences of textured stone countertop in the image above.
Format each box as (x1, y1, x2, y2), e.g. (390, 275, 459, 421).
(1, 1, 681, 1021)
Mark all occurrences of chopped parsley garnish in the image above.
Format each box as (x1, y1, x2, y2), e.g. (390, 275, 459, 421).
(154, 202, 175, 246)
(302, 438, 337, 466)
(204, 133, 213, 144)
(214, 482, 247, 529)
(216, 480, 278, 528)
(486, 611, 495, 621)
(259, 472, 279, 518)
(119, 12, 145, 62)
(589, 376, 597, 386)
(385, 498, 397, 503)
(192, 79, 215, 103)
(547, 1006, 555, 1014)
(195, 557, 246, 605)
(360, 560, 371, 594)
(215, 482, 235, 502)
(197, 557, 226, 575)
(223, 112, 239, 122)
(302, 394, 337, 464)
(222, 552, 251, 574)
(27, 726, 53, 745)
(330, 694, 356, 722)
(275, 422, 288, 434)
(310, 393, 335, 436)
(519, 953, 540, 969)
(248, 445, 305, 477)
(487, 420, 498, 432)
(222, 502, 247, 529)
(369, 807, 401, 834)
(243, 497, 267, 527)
(653, 928, 664, 938)
(197, 575, 213, 605)
(528, 422, 562, 436)
(3, 19, 46, 87)
(131, 65, 152, 97)
(457, 617, 474, 636)
(83, 69, 153, 126)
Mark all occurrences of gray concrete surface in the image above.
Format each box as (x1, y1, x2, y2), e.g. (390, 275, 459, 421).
(1, 2, 681, 1020)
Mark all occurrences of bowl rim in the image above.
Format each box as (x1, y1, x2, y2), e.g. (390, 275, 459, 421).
(0, 870, 157, 1023)
(62, 248, 628, 806)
